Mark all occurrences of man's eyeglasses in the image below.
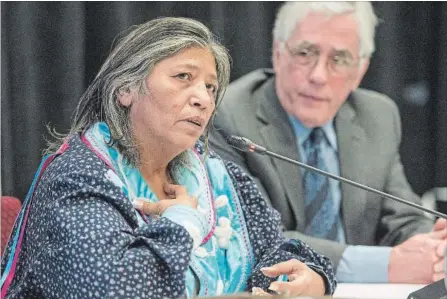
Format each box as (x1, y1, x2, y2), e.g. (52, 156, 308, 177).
(283, 41, 360, 76)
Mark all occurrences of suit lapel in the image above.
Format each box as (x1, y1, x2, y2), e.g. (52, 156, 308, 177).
(256, 79, 306, 230)
(335, 97, 368, 244)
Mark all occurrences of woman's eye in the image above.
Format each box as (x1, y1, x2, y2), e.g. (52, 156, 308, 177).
(175, 73, 190, 80)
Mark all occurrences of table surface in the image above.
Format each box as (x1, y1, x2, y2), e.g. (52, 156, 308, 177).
(333, 283, 426, 299)
(203, 284, 427, 298)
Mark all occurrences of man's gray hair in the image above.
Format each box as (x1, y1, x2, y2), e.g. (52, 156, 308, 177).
(46, 17, 231, 166)
(273, 1, 378, 58)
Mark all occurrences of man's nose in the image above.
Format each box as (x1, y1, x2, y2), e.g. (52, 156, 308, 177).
(308, 57, 329, 86)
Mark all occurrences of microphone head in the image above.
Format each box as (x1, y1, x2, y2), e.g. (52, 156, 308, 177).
(226, 135, 252, 152)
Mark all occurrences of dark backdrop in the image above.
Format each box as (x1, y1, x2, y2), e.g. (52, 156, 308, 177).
(2, 2, 447, 207)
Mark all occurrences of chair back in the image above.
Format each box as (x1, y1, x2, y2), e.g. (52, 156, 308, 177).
(1, 196, 22, 256)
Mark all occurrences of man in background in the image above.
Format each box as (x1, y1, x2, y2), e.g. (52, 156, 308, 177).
(210, 1, 446, 283)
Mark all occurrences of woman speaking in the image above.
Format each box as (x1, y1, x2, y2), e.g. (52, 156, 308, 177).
(1, 17, 336, 298)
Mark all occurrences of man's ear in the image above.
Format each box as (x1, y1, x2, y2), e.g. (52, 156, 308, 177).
(352, 58, 370, 90)
(117, 87, 133, 107)
(272, 40, 282, 73)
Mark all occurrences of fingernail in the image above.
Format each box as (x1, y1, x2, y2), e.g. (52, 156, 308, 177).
(133, 200, 143, 210)
(260, 267, 273, 272)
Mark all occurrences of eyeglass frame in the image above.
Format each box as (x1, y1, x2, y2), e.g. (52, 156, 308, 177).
(282, 41, 364, 76)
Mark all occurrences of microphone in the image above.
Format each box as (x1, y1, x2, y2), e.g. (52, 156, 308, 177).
(226, 134, 447, 220)
(225, 135, 268, 154)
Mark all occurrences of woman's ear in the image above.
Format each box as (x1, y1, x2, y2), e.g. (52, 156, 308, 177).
(117, 87, 133, 107)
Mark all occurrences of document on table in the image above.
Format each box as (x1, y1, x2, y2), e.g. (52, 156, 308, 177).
(333, 283, 426, 299)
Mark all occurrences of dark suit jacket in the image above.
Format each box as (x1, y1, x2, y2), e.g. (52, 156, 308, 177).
(209, 69, 433, 269)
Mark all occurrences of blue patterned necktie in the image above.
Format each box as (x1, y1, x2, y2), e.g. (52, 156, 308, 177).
(303, 127, 339, 241)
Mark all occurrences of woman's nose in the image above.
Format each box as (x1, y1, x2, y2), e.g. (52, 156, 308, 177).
(190, 83, 214, 109)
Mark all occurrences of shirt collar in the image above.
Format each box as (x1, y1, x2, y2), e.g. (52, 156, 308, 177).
(287, 114, 338, 151)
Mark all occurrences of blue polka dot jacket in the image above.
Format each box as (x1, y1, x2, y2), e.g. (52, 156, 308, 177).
(1, 132, 336, 298)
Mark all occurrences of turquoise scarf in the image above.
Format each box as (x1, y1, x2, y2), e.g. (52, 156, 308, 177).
(84, 122, 254, 297)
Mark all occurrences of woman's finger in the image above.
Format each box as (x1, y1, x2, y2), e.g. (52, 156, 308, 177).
(133, 200, 161, 216)
(269, 273, 321, 297)
(165, 192, 176, 199)
(163, 183, 188, 197)
(251, 287, 272, 296)
(261, 259, 305, 277)
(268, 281, 297, 296)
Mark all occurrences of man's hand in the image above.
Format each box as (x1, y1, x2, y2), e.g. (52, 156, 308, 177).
(432, 218, 447, 281)
(389, 228, 446, 283)
(133, 183, 198, 216)
(256, 259, 325, 296)
(432, 218, 447, 233)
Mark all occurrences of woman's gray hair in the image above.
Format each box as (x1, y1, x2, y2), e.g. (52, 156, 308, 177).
(46, 17, 231, 167)
(273, 1, 378, 58)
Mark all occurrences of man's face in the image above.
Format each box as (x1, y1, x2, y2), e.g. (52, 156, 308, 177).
(273, 12, 369, 128)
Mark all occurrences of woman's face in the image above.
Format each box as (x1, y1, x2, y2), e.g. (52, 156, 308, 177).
(120, 46, 218, 153)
